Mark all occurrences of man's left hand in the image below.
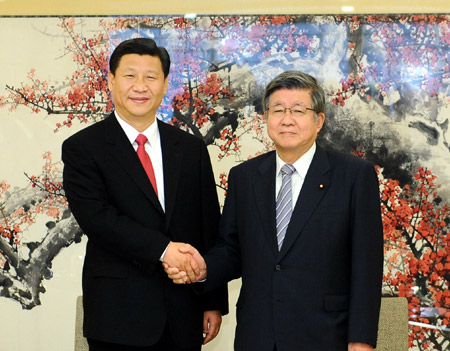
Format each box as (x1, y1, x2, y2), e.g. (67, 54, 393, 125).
(348, 342, 373, 351)
(203, 310, 222, 344)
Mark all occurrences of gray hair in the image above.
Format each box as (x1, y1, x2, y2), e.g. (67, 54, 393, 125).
(262, 70, 325, 114)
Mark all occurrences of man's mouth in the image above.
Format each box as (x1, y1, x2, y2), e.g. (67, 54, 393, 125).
(130, 97, 149, 104)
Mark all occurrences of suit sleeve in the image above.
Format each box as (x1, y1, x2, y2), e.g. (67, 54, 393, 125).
(203, 167, 244, 292)
(62, 136, 170, 274)
(198, 142, 229, 315)
(348, 162, 384, 346)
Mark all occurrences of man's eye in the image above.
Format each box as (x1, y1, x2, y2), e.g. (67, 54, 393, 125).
(292, 109, 304, 115)
(273, 108, 285, 113)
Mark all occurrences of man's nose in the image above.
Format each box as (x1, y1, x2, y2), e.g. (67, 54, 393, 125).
(281, 110, 295, 123)
(133, 77, 148, 91)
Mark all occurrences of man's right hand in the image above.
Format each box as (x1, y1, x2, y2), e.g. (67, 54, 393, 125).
(162, 242, 206, 283)
(163, 246, 206, 284)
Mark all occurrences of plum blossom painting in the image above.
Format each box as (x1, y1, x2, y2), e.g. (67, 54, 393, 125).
(0, 14, 450, 350)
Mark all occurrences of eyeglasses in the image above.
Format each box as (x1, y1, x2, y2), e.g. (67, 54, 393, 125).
(266, 105, 315, 118)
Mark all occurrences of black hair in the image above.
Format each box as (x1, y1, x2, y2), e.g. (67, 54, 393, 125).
(109, 38, 170, 78)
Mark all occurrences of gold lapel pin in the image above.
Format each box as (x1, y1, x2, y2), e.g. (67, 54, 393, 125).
(319, 184, 325, 189)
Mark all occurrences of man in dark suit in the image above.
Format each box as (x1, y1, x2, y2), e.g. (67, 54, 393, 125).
(62, 38, 228, 351)
(166, 71, 384, 351)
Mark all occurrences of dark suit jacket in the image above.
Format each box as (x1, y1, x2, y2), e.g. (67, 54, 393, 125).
(204, 145, 383, 351)
(62, 113, 228, 347)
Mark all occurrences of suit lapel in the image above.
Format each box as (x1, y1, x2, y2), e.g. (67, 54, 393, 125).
(104, 114, 164, 214)
(158, 120, 182, 228)
(253, 152, 279, 257)
(278, 146, 331, 259)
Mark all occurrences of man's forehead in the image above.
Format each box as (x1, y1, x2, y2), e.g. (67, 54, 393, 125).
(116, 54, 163, 68)
(269, 88, 313, 103)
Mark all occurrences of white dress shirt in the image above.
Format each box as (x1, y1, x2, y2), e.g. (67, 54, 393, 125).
(115, 112, 165, 212)
(275, 142, 316, 209)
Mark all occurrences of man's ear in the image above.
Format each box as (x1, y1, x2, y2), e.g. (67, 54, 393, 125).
(164, 77, 168, 94)
(316, 112, 325, 132)
(108, 72, 115, 91)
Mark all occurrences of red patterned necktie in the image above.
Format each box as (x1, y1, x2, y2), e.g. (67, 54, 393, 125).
(135, 134, 158, 196)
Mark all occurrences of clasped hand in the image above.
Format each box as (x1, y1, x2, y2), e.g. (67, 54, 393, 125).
(162, 242, 206, 283)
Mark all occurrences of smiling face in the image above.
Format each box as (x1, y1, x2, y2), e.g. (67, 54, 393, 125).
(266, 88, 325, 163)
(108, 53, 168, 131)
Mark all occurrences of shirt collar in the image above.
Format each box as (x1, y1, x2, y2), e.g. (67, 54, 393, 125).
(276, 142, 316, 179)
(114, 111, 160, 147)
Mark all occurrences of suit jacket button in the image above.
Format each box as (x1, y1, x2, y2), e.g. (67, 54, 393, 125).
(275, 264, 281, 271)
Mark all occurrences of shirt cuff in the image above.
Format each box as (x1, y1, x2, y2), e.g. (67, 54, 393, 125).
(160, 244, 169, 262)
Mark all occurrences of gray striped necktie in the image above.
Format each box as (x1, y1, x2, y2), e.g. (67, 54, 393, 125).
(276, 164, 295, 250)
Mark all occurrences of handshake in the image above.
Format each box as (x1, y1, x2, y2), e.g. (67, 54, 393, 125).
(162, 242, 206, 284)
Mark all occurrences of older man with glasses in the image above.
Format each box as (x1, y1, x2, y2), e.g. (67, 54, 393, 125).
(166, 70, 383, 351)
